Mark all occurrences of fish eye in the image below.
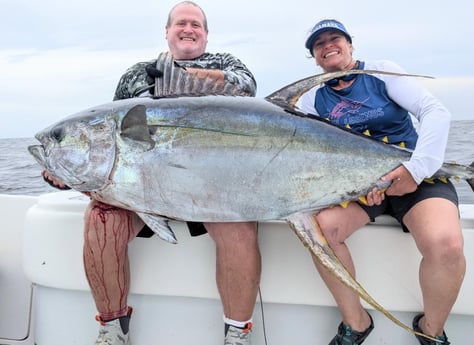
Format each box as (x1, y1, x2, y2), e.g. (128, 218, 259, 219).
(51, 126, 64, 142)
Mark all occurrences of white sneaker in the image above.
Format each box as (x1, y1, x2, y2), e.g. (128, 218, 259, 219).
(94, 308, 132, 345)
(224, 323, 252, 345)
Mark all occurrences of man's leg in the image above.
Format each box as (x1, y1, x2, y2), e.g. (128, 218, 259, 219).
(83, 200, 144, 345)
(205, 222, 261, 344)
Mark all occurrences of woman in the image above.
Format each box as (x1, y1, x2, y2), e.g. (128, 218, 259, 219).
(298, 19, 464, 345)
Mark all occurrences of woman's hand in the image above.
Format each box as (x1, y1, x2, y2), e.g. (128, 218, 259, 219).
(366, 187, 385, 206)
(364, 165, 417, 205)
(382, 165, 417, 196)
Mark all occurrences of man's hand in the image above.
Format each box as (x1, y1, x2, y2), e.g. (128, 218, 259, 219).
(145, 64, 164, 95)
(42, 171, 71, 190)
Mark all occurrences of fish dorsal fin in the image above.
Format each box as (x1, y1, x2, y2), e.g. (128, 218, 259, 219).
(152, 52, 249, 98)
(265, 69, 433, 109)
(120, 105, 154, 149)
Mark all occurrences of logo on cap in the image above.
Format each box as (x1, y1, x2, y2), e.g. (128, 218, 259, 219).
(305, 19, 352, 53)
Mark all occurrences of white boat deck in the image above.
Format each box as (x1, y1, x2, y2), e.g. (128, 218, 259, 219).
(2, 191, 474, 344)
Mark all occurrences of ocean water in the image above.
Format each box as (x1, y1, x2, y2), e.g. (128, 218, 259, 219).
(1, 120, 473, 203)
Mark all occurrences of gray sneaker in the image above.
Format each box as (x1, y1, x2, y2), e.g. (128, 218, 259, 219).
(224, 322, 252, 345)
(94, 308, 132, 345)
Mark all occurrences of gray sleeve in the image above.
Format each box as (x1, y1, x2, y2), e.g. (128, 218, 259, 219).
(219, 53, 257, 97)
(113, 60, 155, 101)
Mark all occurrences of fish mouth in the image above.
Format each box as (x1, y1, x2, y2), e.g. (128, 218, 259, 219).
(28, 144, 47, 168)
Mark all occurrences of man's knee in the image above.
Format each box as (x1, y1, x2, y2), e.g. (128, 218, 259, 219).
(206, 222, 258, 245)
(84, 201, 143, 241)
(86, 200, 123, 219)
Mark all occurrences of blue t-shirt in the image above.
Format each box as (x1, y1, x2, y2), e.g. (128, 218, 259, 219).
(313, 61, 418, 149)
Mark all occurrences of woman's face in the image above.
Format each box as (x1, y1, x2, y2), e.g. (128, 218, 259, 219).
(311, 30, 354, 72)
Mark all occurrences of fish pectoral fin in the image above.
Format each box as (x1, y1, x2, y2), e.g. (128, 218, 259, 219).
(121, 105, 155, 150)
(136, 212, 177, 244)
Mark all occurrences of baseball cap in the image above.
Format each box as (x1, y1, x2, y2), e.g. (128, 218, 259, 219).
(305, 19, 352, 53)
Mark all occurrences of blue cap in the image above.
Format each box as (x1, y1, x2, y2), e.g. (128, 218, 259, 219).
(305, 19, 352, 53)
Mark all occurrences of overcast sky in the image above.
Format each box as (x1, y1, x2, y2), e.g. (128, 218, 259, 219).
(1, 0, 472, 139)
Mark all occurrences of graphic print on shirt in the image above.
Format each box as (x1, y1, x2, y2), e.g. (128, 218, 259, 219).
(330, 97, 368, 120)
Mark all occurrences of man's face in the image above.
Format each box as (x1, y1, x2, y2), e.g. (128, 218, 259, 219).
(166, 4, 208, 60)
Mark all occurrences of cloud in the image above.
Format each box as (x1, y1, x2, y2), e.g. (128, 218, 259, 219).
(0, 46, 156, 138)
(0, 0, 473, 138)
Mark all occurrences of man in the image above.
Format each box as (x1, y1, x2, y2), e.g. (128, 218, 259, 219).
(45, 2, 260, 345)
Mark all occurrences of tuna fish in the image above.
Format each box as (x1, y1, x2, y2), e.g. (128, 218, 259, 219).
(28, 54, 474, 341)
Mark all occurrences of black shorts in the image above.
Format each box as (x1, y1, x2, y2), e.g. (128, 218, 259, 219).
(358, 179, 459, 232)
(137, 221, 207, 238)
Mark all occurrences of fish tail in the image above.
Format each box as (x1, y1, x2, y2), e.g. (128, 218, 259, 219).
(287, 213, 439, 343)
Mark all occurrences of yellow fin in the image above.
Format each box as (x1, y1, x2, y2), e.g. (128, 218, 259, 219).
(358, 196, 368, 205)
(382, 136, 389, 143)
(424, 178, 435, 184)
(399, 142, 406, 148)
(340, 201, 350, 208)
(345, 124, 351, 128)
(438, 177, 448, 184)
(363, 129, 371, 136)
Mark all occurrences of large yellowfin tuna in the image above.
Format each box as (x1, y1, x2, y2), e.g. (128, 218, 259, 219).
(28, 53, 474, 341)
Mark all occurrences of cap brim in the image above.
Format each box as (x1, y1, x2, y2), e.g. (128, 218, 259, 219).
(305, 28, 352, 51)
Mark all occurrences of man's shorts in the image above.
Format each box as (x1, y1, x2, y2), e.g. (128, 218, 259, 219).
(137, 221, 207, 238)
(358, 179, 459, 233)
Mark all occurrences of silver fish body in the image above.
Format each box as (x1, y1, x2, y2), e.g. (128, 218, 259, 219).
(29, 95, 415, 221)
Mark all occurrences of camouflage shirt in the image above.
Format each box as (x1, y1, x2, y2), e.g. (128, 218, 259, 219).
(113, 52, 257, 101)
